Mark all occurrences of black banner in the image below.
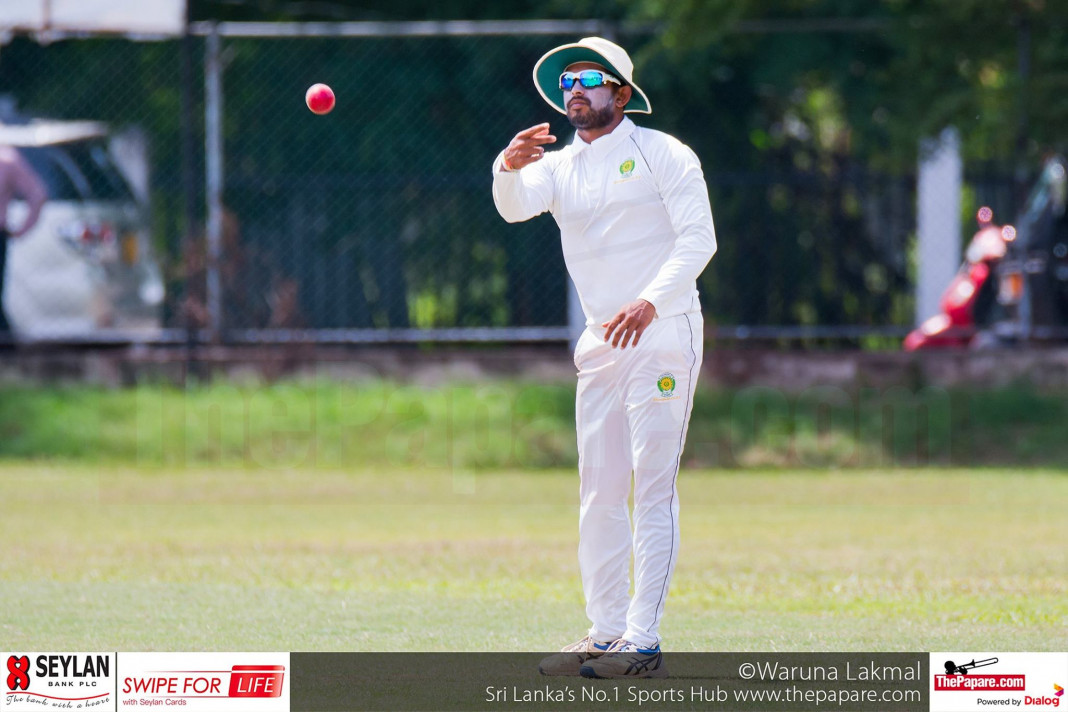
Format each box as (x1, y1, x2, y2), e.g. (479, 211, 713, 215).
(292, 653, 927, 711)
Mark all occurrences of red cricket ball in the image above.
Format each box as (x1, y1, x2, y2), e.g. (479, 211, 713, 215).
(305, 83, 335, 115)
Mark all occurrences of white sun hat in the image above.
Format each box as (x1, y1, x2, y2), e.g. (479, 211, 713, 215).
(532, 36, 652, 115)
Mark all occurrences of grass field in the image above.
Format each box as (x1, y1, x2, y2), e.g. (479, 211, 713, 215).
(4, 381, 1068, 468)
(2, 465, 1064, 652)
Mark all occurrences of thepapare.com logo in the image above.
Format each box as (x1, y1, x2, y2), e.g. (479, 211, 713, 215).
(3, 653, 113, 711)
(932, 654, 1068, 712)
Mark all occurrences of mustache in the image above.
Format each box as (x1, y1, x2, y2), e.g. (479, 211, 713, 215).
(567, 98, 590, 108)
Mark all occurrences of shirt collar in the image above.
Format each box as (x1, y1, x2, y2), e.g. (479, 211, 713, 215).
(569, 117, 636, 157)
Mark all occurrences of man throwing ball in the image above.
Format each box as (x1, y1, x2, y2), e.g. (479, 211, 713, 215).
(492, 37, 717, 678)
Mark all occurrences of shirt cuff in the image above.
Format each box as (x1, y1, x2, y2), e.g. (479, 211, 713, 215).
(637, 294, 660, 317)
(493, 151, 519, 174)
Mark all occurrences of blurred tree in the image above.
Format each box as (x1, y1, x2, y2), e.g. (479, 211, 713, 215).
(623, 0, 1068, 164)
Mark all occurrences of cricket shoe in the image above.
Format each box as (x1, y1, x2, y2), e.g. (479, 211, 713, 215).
(579, 639, 668, 679)
(538, 636, 616, 676)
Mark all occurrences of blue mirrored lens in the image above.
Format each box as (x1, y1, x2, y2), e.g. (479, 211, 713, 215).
(579, 71, 606, 88)
(560, 70, 618, 91)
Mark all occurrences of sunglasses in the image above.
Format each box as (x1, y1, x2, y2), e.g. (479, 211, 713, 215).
(559, 70, 622, 91)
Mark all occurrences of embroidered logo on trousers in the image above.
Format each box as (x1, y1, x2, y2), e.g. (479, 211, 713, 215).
(655, 373, 678, 401)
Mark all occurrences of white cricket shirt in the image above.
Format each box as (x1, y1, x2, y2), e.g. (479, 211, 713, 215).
(492, 117, 717, 326)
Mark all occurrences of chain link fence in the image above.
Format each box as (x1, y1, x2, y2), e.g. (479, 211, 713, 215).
(209, 29, 577, 340)
(0, 24, 1020, 345)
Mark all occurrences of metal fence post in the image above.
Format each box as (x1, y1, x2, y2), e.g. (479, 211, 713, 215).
(916, 127, 962, 326)
(204, 23, 224, 343)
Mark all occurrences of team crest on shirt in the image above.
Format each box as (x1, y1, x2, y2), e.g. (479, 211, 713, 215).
(615, 158, 639, 184)
(655, 372, 679, 401)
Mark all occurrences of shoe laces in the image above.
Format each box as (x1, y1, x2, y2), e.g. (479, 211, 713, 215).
(562, 635, 601, 653)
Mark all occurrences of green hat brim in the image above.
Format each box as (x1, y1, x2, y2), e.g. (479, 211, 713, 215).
(533, 46, 651, 115)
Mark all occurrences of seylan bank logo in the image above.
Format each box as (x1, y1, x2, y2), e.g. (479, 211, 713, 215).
(6, 656, 30, 691)
(3, 653, 113, 711)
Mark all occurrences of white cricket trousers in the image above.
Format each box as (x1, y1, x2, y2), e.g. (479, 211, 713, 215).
(573, 311, 703, 649)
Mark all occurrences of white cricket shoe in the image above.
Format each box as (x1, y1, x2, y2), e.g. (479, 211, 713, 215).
(538, 635, 617, 676)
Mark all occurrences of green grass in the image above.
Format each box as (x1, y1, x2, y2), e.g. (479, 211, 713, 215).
(3, 380, 1068, 468)
(0, 381, 578, 468)
(1, 466, 1064, 651)
(2, 380, 1065, 651)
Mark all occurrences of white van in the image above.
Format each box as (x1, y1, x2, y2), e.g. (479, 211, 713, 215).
(1, 119, 164, 340)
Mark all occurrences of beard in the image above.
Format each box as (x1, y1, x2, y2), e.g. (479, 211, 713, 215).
(567, 101, 616, 130)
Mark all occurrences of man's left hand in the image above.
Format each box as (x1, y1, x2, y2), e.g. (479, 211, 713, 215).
(602, 299, 657, 349)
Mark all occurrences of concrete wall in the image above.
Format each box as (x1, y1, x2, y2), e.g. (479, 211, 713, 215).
(2, 345, 1067, 391)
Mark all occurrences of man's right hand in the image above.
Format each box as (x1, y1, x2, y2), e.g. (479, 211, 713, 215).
(501, 123, 556, 171)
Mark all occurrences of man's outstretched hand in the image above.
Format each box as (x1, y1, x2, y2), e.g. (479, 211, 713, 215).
(501, 123, 556, 171)
(602, 299, 657, 349)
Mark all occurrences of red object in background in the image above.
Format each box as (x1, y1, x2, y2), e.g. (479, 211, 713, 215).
(904, 208, 1013, 351)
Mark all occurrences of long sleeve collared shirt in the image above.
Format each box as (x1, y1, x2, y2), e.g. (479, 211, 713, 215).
(492, 117, 717, 327)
